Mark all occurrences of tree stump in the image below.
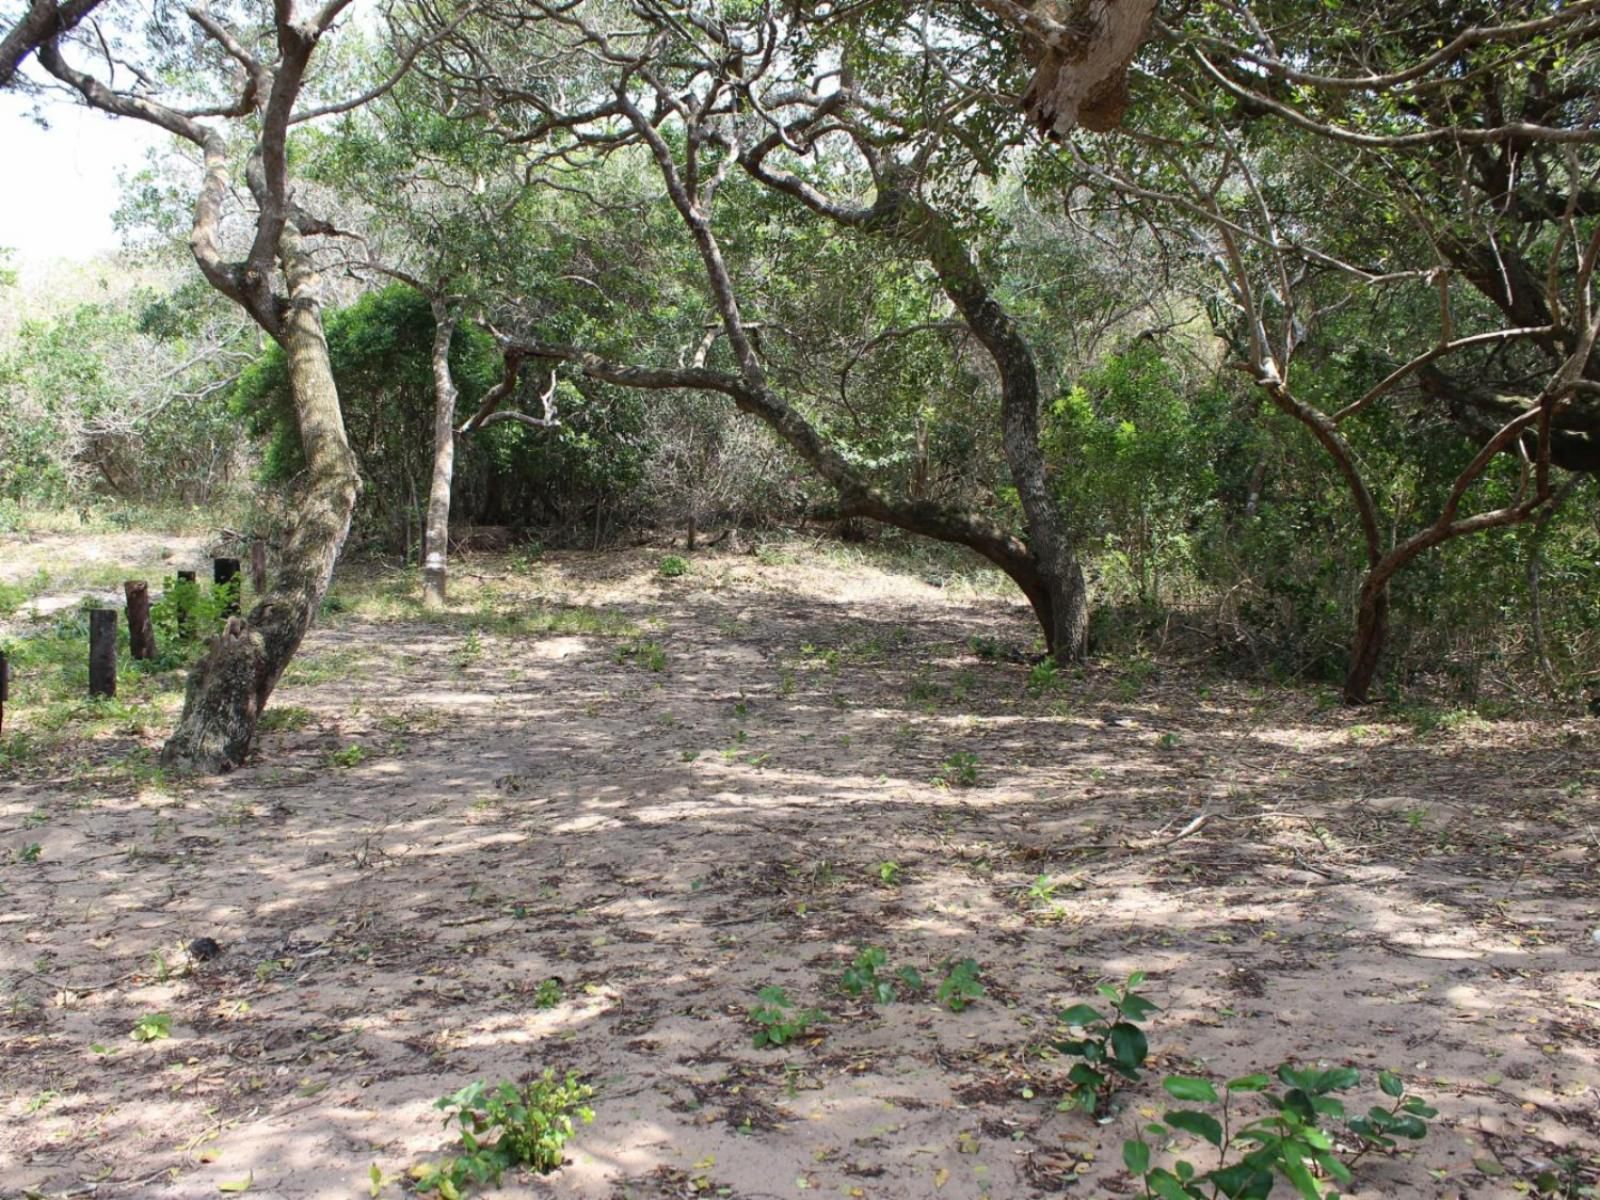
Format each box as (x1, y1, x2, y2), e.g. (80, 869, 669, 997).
(89, 609, 117, 697)
(125, 580, 156, 660)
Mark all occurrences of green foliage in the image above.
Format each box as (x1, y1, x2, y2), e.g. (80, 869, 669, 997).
(416, 1072, 595, 1195)
(839, 946, 923, 1004)
(1126, 1066, 1437, 1200)
(935, 958, 985, 1012)
(749, 986, 826, 1048)
(658, 555, 690, 578)
(15, 841, 42, 864)
(533, 979, 562, 1010)
(614, 639, 667, 672)
(934, 751, 979, 788)
(130, 1012, 172, 1042)
(1055, 972, 1160, 1113)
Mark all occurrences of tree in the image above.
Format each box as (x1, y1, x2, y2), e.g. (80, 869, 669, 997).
(10, 0, 373, 769)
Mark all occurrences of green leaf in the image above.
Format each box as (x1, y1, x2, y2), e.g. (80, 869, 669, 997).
(1108, 1022, 1149, 1074)
(1378, 1070, 1404, 1098)
(1166, 1109, 1224, 1147)
(1148, 1170, 1197, 1200)
(1058, 1004, 1105, 1027)
(1118, 994, 1161, 1021)
(1227, 1074, 1272, 1093)
(218, 1175, 253, 1193)
(1123, 1139, 1151, 1174)
(1163, 1076, 1219, 1103)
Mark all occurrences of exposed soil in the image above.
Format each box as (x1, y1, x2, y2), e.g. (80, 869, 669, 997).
(2, 543, 1597, 1200)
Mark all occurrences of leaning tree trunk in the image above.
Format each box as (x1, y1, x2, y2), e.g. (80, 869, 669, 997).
(905, 195, 1090, 659)
(1343, 580, 1390, 704)
(162, 236, 360, 772)
(422, 300, 460, 608)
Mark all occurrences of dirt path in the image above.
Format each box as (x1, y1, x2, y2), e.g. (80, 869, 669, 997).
(2, 548, 1597, 1199)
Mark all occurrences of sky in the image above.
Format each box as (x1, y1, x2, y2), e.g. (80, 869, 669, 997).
(0, 85, 165, 266)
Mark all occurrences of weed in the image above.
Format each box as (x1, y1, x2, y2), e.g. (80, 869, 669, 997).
(936, 958, 985, 1012)
(934, 751, 979, 789)
(840, 946, 924, 1004)
(508, 543, 545, 572)
(326, 744, 367, 768)
(1026, 874, 1058, 905)
(533, 979, 563, 1010)
(415, 1071, 595, 1194)
(130, 1012, 172, 1042)
(259, 706, 313, 733)
(874, 861, 902, 887)
(750, 986, 826, 1048)
(1157, 731, 1181, 751)
(615, 639, 667, 672)
(1028, 656, 1062, 693)
(456, 627, 485, 670)
(16, 841, 42, 864)
(659, 555, 689, 578)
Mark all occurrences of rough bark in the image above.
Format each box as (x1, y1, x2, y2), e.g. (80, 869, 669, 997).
(881, 190, 1089, 659)
(162, 231, 360, 771)
(0, 0, 103, 87)
(423, 300, 460, 608)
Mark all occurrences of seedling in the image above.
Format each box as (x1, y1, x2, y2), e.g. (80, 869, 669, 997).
(874, 861, 902, 887)
(16, 841, 42, 864)
(936, 958, 985, 1012)
(533, 979, 562, 1010)
(1055, 972, 1159, 1115)
(839, 946, 924, 1004)
(934, 752, 979, 789)
(750, 986, 826, 1048)
(659, 555, 689, 578)
(130, 1012, 172, 1042)
(414, 1071, 595, 1194)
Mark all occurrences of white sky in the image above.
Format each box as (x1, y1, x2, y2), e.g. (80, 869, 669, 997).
(1, 84, 168, 266)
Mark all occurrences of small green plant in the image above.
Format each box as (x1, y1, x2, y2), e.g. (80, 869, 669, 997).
(749, 986, 826, 1048)
(1027, 656, 1062, 693)
(259, 706, 313, 733)
(1026, 873, 1058, 905)
(533, 979, 562, 1010)
(839, 946, 924, 1004)
(874, 860, 902, 887)
(327, 744, 367, 768)
(615, 638, 667, 672)
(658, 555, 689, 578)
(456, 627, 484, 669)
(130, 1012, 172, 1042)
(1157, 731, 1181, 751)
(1055, 972, 1160, 1114)
(934, 751, 979, 789)
(935, 958, 985, 1012)
(1123, 1065, 1437, 1200)
(16, 841, 42, 864)
(414, 1071, 595, 1195)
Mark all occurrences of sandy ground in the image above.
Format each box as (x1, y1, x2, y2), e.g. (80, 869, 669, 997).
(2, 544, 1597, 1200)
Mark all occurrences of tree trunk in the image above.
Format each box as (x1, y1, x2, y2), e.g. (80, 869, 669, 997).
(1343, 581, 1389, 704)
(422, 299, 460, 608)
(162, 232, 360, 772)
(903, 195, 1090, 660)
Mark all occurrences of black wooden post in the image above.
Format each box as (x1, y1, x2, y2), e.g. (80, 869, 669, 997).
(89, 609, 117, 698)
(175, 569, 197, 639)
(125, 580, 156, 660)
(214, 557, 241, 617)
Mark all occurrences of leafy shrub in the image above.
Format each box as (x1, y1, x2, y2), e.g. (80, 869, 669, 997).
(935, 958, 985, 1011)
(658, 554, 689, 578)
(839, 946, 923, 1004)
(750, 986, 826, 1048)
(415, 1072, 595, 1195)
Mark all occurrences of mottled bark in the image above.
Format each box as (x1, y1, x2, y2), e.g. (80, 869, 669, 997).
(162, 233, 359, 771)
(882, 192, 1089, 659)
(0, 0, 102, 87)
(423, 300, 460, 608)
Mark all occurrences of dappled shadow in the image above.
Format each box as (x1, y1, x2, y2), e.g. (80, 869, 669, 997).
(2, 547, 1596, 1198)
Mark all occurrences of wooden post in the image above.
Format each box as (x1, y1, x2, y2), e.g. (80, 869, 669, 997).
(176, 570, 197, 639)
(250, 538, 268, 595)
(0, 649, 9, 735)
(124, 580, 156, 660)
(89, 609, 117, 698)
(214, 557, 241, 616)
